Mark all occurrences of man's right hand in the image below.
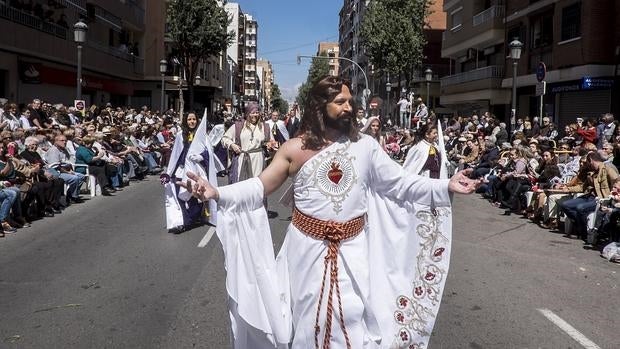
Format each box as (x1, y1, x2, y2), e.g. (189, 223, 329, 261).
(230, 144, 241, 154)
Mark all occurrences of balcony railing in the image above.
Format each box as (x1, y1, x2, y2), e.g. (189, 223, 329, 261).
(0, 4, 67, 39)
(472, 5, 504, 27)
(440, 65, 504, 87)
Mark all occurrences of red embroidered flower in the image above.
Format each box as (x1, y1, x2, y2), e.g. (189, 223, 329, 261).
(433, 247, 445, 257)
(396, 312, 405, 322)
(400, 330, 409, 341)
(399, 297, 408, 307)
(425, 272, 436, 281)
(414, 287, 424, 296)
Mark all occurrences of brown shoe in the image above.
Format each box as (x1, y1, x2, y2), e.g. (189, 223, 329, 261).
(540, 219, 558, 230)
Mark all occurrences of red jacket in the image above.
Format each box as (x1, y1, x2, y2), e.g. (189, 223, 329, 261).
(577, 127, 597, 144)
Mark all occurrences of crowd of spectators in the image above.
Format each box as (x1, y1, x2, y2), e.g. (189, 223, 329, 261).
(380, 111, 620, 254)
(0, 98, 175, 237)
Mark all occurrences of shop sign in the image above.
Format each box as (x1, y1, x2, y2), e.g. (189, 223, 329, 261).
(18, 61, 42, 84)
(582, 77, 614, 90)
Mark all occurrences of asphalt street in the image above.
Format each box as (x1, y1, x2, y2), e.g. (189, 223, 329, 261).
(0, 177, 618, 349)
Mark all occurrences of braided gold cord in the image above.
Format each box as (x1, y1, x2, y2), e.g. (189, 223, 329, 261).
(292, 207, 364, 349)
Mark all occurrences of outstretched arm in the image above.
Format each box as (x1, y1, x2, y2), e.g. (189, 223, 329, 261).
(258, 141, 292, 196)
(181, 139, 293, 201)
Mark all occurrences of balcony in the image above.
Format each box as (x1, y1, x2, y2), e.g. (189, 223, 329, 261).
(0, 3, 67, 39)
(472, 5, 504, 27)
(442, 5, 505, 58)
(441, 65, 504, 86)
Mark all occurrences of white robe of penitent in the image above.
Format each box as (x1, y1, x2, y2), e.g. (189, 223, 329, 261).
(221, 121, 270, 181)
(216, 134, 453, 348)
(163, 131, 185, 230)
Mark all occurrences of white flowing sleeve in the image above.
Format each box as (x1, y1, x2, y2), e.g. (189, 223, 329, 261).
(216, 178, 292, 347)
(368, 139, 451, 208)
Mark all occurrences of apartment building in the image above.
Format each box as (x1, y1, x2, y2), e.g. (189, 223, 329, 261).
(339, 0, 368, 97)
(243, 14, 258, 100)
(317, 42, 340, 77)
(503, 0, 619, 126)
(256, 58, 273, 111)
(225, 2, 245, 106)
(0, 0, 170, 108)
(440, 0, 508, 117)
(441, 0, 620, 125)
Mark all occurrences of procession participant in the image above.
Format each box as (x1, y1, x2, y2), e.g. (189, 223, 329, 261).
(221, 102, 275, 184)
(176, 110, 219, 227)
(160, 112, 203, 234)
(361, 116, 385, 150)
(287, 103, 301, 138)
(403, 122, 449, 179)
(265, 111, 290, 145)
(181, 76, 480, 348)
(354, 108, 367, 129)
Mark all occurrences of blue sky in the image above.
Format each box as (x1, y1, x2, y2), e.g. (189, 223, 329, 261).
(234, 0, 341, 103)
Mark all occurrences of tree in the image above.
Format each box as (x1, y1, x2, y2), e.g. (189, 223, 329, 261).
(270, 84, 289, 115)
(295, 51, 330, 108)
(167, 0, 234, 114)
(360, 0, 431, 89)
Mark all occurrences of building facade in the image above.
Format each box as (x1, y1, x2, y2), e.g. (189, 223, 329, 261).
(0, 0, 163, 108)
(317, 42, 340, 77)
(225, 2, 245, 109)
(243, 14, 258, 100)
(441, 0, 620, 126)
(256, 58, 273, 111)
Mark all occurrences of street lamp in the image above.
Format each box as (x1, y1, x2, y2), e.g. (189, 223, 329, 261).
(73, 20, 88, 101)
(509, 38, 523, 132)
(297, 54, 371, 114)
(159, 59, 167, 112)
(425, 68, 433, 109)
(194, 75, 201, 86)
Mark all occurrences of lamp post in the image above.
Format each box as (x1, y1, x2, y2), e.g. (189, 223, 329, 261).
(425, 68, 433, 109)
(159, 59, 167, 112)
(509, 38, 523, 132)
(297, 54, 371, 114)
(73, 20, 88, 101)
(386, 74, 392, 124)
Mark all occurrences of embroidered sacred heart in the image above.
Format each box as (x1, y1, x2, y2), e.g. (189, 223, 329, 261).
(327, 161, 343, 184)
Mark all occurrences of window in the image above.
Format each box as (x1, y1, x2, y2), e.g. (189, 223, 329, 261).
(561, 2, 581, 41)
(451, 7, 463, 31)
(530, 13, 553, 48)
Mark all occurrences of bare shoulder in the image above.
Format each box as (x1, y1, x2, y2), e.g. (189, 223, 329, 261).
(279, 137, 322, 176)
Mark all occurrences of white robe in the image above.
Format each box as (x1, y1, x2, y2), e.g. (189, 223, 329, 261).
(221, 121, 270, 180)
(163, 133, 185, 230)
(265, 119, 290, 141)
(216, 135, 453, 348)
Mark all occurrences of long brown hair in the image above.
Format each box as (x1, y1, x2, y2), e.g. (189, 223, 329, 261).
(298, 75, 360, 150)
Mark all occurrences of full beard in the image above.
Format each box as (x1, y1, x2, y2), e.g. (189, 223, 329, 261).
(324, 112, 352, 133)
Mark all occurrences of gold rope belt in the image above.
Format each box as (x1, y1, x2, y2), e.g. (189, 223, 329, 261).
(291, 206, 365, 349)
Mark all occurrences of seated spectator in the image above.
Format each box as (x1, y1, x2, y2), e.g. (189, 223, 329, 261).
(45, 134, 85, 203)
(559, 151, 619, 240)
(75, 135, 113, 196)
(20, 136, 65, 213)
(585, 178, 620, 249)
(470, 140, 499, 179)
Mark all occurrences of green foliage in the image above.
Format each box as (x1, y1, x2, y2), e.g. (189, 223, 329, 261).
(270, 84, 289, 115)
(295, 51, 330, 108)
(167, 0, 234, 108)
(360, 0, 430, 78)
